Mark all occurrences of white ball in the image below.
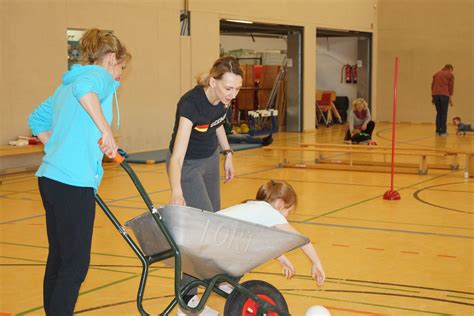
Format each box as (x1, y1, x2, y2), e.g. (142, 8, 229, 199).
(305, 305, 331, 316)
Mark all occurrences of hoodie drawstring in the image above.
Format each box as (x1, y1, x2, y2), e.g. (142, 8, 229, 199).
(114, 88, 120, 129)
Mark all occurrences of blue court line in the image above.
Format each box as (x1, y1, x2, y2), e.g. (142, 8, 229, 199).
(289, 220, 474, 239)
(0, 214, 44, 225)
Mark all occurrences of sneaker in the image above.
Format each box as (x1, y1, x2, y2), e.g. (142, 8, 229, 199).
(368, 140, 377, 146)
(440, 133, 448, 137)
(262, 134, 273, 146)
(177, 295, 219, 316)
(217, 282, 234, 294)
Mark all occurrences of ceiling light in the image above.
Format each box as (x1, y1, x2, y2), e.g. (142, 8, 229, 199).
(226, 19, 253, 24)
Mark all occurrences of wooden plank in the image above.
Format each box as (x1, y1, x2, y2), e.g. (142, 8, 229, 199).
(265, 146, 448, 157)
(282, 162, 420, 174)
(300, 142, 469, 155)
(317, 159, 454, 170)
(0, 145, 44, 157)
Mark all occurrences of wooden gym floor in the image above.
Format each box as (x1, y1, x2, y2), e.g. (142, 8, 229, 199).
(1, 122, 473, 315)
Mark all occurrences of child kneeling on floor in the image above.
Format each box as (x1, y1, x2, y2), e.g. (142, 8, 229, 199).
(219, 180, 325, 286)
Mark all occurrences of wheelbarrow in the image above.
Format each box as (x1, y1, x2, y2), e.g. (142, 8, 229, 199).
(96, 154, 309, 315)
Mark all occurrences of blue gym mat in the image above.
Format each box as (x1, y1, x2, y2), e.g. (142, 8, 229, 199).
(125, 143, 262, 164)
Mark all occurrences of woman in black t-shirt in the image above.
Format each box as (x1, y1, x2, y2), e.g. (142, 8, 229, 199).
(167, 57, 243, 213)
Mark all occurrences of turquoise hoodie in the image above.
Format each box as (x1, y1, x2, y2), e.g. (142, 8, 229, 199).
(28, 64, 120, 191)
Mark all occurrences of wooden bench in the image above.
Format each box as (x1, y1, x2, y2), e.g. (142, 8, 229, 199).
(0, 144, 44, 179)
(264, 143, 470, 175)
(0, 144, 43, 184)
(0, 144, 44, 157)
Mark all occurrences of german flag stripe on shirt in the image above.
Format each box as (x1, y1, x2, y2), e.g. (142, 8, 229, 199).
(194, 124, 209, 132)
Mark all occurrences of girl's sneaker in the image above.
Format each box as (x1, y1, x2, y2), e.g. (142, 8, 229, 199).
(177, 295, 218, 316)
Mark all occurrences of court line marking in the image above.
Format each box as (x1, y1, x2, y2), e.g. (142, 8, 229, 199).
(375, 127, 438, 148)
(8, 253, 468, 315)
(413, 182, 474, 214)
(0, 214, 44, 225)
(325, 215, 474, 231)
(238, 175, 391, 189)
(447, 295, 474, 301)
(291, 220, 473, 239)
(16, 267, 161, 315)
(319, 289, 474, 307)
(303, 170, 459, 221)
(0, 241, 137, 260)
(251, 272, 474, 296)
(282, 291, 449, 315)
(74, 294, 176, 314)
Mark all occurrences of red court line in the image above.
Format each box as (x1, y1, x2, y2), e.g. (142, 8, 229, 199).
(0, 312, 13, 316)
(437, 254, 457, 259)
(400, 251, 419, 255)
(332, 244, 350, 247)
(366, 247, 384, 251)
(326, 305, 390, 315)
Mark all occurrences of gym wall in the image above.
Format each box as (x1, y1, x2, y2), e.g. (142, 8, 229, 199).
(0, 0, 377, 154)
(376, 0, 473, 123)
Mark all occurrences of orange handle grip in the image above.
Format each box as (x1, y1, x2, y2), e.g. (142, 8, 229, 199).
(98, 139, 125, 164)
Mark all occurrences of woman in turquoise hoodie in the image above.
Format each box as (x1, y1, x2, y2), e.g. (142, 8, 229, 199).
(28, 29, 131, 315)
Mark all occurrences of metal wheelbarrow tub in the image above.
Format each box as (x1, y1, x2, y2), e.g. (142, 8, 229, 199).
(125, 205, 310, 280)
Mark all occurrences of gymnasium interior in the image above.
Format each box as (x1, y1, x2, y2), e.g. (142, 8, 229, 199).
(1, 0, 473, 315)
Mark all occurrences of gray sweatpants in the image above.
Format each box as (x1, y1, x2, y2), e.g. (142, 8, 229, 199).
(166, 150, 221, 212)
(166, 151, 221, 299)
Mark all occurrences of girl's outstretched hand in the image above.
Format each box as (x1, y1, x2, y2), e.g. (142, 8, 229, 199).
(277, 255, 295, 279)
(312, 262, 325, 286)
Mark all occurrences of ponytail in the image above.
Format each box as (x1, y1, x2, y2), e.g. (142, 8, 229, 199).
(196, 73, 211, 86)
(79, 28, 131, 65)
(197, 56, 243, 87)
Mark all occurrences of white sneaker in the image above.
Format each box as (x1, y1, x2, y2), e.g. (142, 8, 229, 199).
(217, 282, 234, 294)
(177, 295, 219, 316)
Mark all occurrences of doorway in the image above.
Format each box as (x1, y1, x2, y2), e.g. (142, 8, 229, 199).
(220, 20, 304, 132)
(316, 28, 372, 124)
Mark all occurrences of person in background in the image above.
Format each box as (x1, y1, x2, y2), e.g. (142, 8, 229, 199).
(344, 98, 376, 144)
(432, 64, 454, 136)
(28, 28, 131, 315)
(453, 116, 472, 135)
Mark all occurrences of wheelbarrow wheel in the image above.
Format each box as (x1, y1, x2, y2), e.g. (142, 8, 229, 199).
(224, 280, 289, 316)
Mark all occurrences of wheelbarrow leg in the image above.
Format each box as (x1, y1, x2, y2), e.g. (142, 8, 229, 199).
(95, 194, 150, 315)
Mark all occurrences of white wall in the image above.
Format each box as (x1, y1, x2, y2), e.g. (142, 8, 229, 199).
(316, 37, 358, 101)
(220, 35, 287, 52)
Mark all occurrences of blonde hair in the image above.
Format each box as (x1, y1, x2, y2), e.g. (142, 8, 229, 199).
(197, 56, 243, 87)
(256, 180, 297, 209)
(352, 98, 368, 111)
(79, 28, 131, 65)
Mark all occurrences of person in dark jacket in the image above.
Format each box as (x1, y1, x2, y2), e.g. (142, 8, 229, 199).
(431, 64, 454, 136)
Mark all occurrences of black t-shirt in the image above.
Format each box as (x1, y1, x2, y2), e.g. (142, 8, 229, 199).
(169, 85, 228, 160)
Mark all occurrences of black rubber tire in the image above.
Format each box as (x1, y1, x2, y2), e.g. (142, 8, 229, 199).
(224, 280, 289, 316)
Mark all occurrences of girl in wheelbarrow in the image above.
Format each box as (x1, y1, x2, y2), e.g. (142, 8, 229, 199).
(220, 180, 325, 286)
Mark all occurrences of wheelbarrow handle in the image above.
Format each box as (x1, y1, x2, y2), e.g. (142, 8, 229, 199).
(98, 139, 125, 164)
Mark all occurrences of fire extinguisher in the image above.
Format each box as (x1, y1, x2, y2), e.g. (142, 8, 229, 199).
(341, 64, 352, 83)
(352, 65, 358, 84)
